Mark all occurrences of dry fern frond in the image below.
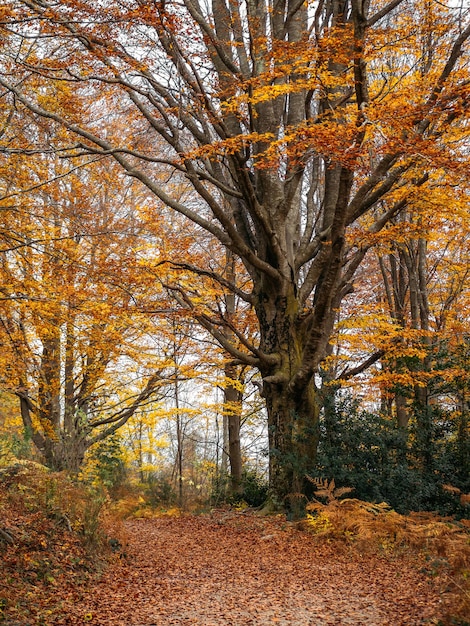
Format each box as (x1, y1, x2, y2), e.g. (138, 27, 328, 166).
(306, 476, 354, 503)
(460, 493, 470, 506)
(334, 486, 355, 499)
(441, 484, 470, 507)
(306, 476, 330, 490)
(442, 484, 462, 494)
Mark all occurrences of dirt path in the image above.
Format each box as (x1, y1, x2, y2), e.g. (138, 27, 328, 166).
(62, 512, 443, 625)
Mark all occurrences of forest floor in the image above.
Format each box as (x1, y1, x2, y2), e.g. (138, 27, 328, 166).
(49, 510, 445, 626)
(2, 466, 467, 626)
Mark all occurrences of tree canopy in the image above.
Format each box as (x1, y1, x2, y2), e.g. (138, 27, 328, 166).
(0, 0, 469, 508)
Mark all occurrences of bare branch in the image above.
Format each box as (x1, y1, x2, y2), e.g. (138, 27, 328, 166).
(367, 0, 406, 27)
(337, 350, 385, 381)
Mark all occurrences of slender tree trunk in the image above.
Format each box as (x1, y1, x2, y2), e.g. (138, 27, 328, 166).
(456, 391, 469, 482)
(138, 420, 145, 483)
(64, 315, 76, 437)
(224, 362, 243, 495)
(174, 374, 184, 508)
(223, 249, 243, 495)
(221, 411, 229, 476)
(379, 249, 411, 428)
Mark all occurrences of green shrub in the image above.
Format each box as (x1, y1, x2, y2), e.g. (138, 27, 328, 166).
(211, 469, 268, 508)
(240, 469, 269, 507)
(314, 394, 469, 516)
(84, 435, 127, 494)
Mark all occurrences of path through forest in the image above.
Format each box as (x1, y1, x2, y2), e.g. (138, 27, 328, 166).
(62, 512, 443, 625)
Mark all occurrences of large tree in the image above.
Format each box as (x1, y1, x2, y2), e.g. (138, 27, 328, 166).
(0, 0, 469, 507)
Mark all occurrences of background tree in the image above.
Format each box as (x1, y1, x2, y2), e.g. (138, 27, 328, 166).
(315, 163, 470, 511)
(0, 134, 170, 470)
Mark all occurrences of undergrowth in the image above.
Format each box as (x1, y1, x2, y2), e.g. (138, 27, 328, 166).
(110, 493, 182, 519)
(0, 462, 124, 625)
(303, 478, 470, 625)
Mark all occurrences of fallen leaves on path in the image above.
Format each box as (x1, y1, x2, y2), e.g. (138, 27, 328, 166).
(55, 511, 444, 626)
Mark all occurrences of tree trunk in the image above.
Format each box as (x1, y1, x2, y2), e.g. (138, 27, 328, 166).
(396, 395, 409, 429)
(223, 249, 244, 496)
(263, 379, 319, 516)
(45, 437, 88, 474)
(224, 361, 243, 496)
(174, 376, 184, 509)
(256, 284, 322, 514)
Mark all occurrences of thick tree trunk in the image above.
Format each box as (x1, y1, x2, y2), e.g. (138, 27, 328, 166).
(256, 285, 321, 515)
(18, 388, 88, 473)
(42, 436, 88, 474)
(263, 379, 319, 516)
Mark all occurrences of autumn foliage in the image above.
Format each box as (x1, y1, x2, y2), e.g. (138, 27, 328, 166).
(0, 0, 469, 524)
(0, 1, 470, 623)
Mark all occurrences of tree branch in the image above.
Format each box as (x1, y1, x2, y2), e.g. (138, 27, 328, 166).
(337, 350, 385, 381)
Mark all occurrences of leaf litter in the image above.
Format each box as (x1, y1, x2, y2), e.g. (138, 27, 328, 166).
(54, 510, 444, 626)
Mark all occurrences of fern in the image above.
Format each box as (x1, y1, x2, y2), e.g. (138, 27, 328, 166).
(442, 484, 470, 507)
(302, 481, 470, 623)
(306, 476, 354, 503)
